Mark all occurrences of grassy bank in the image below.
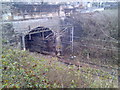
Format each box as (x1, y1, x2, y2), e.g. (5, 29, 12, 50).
(1, 47, 118, 88)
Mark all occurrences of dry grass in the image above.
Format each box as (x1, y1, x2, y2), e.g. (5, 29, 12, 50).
(1, 47, 118, 88)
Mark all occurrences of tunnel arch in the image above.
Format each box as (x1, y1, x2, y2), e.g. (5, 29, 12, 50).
(25, 26, 56, 54)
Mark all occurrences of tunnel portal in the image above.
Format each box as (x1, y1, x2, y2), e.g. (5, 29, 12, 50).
(25, 26, 56, 54)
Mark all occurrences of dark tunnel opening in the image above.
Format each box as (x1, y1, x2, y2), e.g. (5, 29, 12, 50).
(25, 27, 56, 54)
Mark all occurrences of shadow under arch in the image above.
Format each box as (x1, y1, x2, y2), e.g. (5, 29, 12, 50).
(24, 26, 56, 54)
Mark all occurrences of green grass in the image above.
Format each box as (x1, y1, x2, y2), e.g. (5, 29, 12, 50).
(1, 47, 118, 88)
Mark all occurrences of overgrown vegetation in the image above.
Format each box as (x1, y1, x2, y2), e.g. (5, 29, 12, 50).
(71, 9, 118, 41)
(2, 23, 15, 45)
(1, 9, 118, 88)
(1, 46, 118, 88)
(64, 9, 118, 67)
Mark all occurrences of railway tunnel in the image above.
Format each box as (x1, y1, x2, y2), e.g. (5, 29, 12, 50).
(21, 22, 83, 56)
(23, 26, 57, 55)
(17, 16, 63, 56)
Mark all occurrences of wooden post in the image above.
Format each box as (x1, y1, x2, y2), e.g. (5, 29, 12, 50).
(22, 34, 26, 51)
(71, 26, 74, 55)
(55, 16, 62, 56)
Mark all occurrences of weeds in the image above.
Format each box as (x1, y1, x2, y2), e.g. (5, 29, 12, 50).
(1, 47, 118, 88)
